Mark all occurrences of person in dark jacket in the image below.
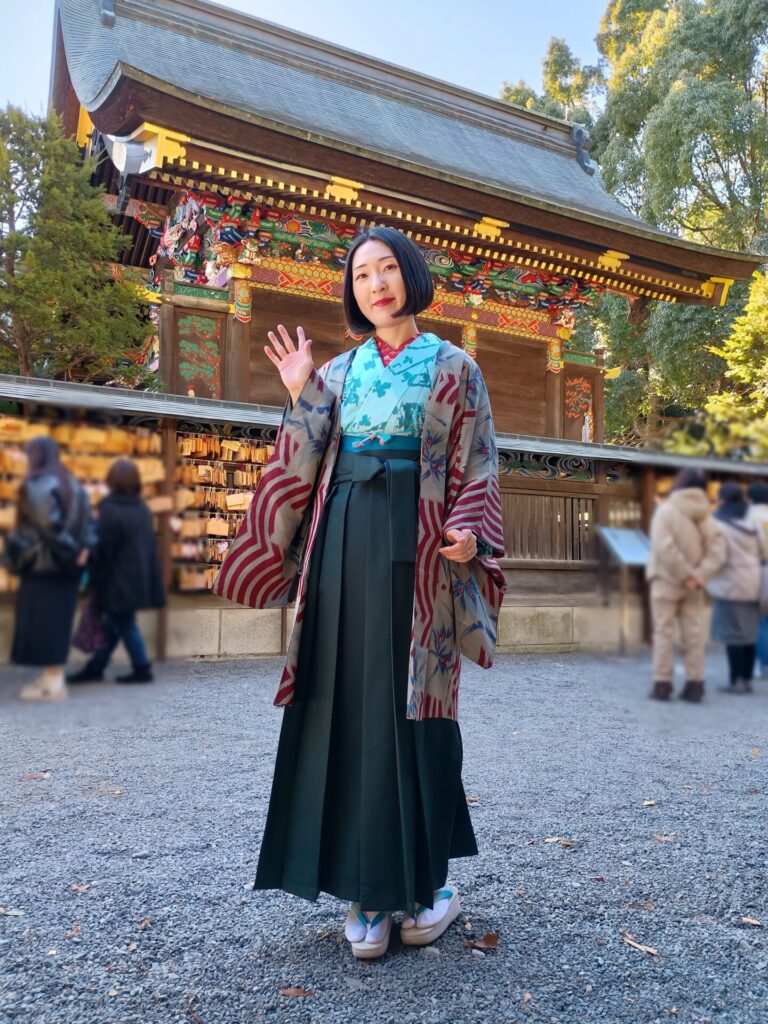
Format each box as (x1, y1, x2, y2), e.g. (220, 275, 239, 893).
(67, 458, 165, 684)
(9, 437, 93, 701)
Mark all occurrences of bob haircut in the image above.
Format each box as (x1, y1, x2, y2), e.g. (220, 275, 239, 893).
(107, 458, 142, 496)
(342, 226, 434, 336)
(717, 481, 747, 521)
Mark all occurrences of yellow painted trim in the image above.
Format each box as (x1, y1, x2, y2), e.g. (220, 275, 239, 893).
(701, 276, 735, 306)
(597, 249, 630, 273)
(473, 216, 509, 242)
(76, 106, 93, 149)
(325, 176, 365, 203)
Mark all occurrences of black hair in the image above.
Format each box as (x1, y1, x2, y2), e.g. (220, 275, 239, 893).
(342, 226, 434, 335)
(716, 481, 748, 522)
(671, 467, 708, 492)
(747, 480, 768, 504)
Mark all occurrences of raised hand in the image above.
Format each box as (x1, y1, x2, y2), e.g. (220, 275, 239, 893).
(264, 324, 315, 404)
(439, 528, 477, 564)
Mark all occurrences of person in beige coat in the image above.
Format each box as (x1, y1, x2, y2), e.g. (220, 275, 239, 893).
(646, 468, 725, 702)
(707, 482, 767, 694)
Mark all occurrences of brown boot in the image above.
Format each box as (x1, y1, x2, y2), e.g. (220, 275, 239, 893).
(650, 680, 673, 701)
(680, 680, 704, 703)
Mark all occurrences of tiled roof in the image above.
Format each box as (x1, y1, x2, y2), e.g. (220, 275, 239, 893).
(58, 0, 664, 236)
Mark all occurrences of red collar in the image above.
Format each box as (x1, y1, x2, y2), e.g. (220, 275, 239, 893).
(374, 332, 421, 367)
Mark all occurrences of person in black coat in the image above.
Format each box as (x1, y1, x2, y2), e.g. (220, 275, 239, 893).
(9, 437, 94, 701)
(68, 458, 165, 684)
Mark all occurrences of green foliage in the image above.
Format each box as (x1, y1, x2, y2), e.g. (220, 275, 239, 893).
(500, 37, 602, 126)
(596, 0, 768, 249)
(0, 105, 154, 385)
(696, 271, 768, 456)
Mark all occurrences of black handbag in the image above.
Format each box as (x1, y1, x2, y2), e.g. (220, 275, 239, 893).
(5, 526, 42, 575)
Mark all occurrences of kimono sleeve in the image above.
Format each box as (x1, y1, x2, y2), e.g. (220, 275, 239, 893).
(442, 360, 506, 667)
(211, 368, 334, 608)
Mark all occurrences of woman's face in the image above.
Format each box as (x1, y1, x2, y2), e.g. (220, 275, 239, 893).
(351, 239, 407, 330)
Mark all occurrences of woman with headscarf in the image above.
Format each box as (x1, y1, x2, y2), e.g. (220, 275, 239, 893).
(707, 482, 767, 694)
(646, 468, 725, 702)
(7, 437, 93, 701)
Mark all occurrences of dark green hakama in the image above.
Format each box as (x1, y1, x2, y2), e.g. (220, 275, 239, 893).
(254, 442, 477, 914)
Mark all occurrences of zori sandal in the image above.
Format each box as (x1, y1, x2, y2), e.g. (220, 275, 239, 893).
(400, 887, 460, 946)
(350, 911, 392, 959)
(344, 903, 369, 943)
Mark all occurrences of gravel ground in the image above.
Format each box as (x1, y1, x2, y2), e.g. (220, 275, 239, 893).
(1, 650, 767, 1024)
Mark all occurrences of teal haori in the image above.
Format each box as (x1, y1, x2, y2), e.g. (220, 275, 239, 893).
(254, 443, 477, 915)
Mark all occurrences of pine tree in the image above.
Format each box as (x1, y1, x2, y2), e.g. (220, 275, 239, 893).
(0, 105, 154, 384)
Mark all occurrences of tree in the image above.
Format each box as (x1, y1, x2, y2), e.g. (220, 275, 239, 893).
(699, 270, 768, 456)
(595, 0, 768, 250)
(588, 0, 768, 443)
(501, 37, 601, 126)
(0, 105, 153, 384)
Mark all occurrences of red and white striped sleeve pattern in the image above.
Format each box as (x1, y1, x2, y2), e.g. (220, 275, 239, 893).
(211, 370, 331, 609)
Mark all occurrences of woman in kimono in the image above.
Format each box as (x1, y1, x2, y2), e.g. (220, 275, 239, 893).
(213, 226, 505, 958)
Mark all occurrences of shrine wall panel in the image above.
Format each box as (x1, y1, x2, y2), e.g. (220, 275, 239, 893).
(248, 291, 350, 407)
(475, 332, 547, 437)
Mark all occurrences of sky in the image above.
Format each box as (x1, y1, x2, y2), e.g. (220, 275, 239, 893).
(0, 0, 607, 114)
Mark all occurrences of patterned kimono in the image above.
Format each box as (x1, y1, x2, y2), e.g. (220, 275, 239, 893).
(213, 334, 505, 721)
(215, 333, 505, 913)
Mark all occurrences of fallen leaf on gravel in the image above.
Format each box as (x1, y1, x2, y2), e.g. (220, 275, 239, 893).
(107, 989, 118, 997)
(741, 916, 762, 927)
(621, 929, 659, 957)
(700, 785, 715, 794)
(682, 784, 693, 791)
(108, 788, 124, 797)
(138, 917, 153, 930)
(466, 795, 481, 805)
(642, 799, 656, 807)
(525, 838, 539, 846)
(0, 908, 24, 917)
(465, 932, 499, 951)
(22, 771, 52, 781)
(544, 837, 576, 848)
(523, 992, 533, 1003)
(667, 1010, 679, 1018)
(628, 901, 654, 912)
(750, 748, 761, 758)
(65, 923, 82, 939)
(280, 987, 315, 997)
(746, 787, 762, 794)
(68, 883, 91, 894)
(653, 833, 677, 843)
(128, 942, 137, 952)
(591, 874, 606, 882)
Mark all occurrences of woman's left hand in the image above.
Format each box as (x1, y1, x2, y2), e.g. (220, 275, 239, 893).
(439, 528, 477, 563)
(76, 548, 89, 568)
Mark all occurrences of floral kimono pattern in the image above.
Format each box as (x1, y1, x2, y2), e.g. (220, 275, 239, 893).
(341, 333, 442, 438)
(212, 335, 506, 721)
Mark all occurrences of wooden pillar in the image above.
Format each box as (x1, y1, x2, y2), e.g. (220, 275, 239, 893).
(224, 282, 252, 404)
(640, 465, 656, 644)
(592, 345, 606, 444)
(545, 369, 564, 438)
(158, 273, 176, 393)
(156, 418, 177, 662)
